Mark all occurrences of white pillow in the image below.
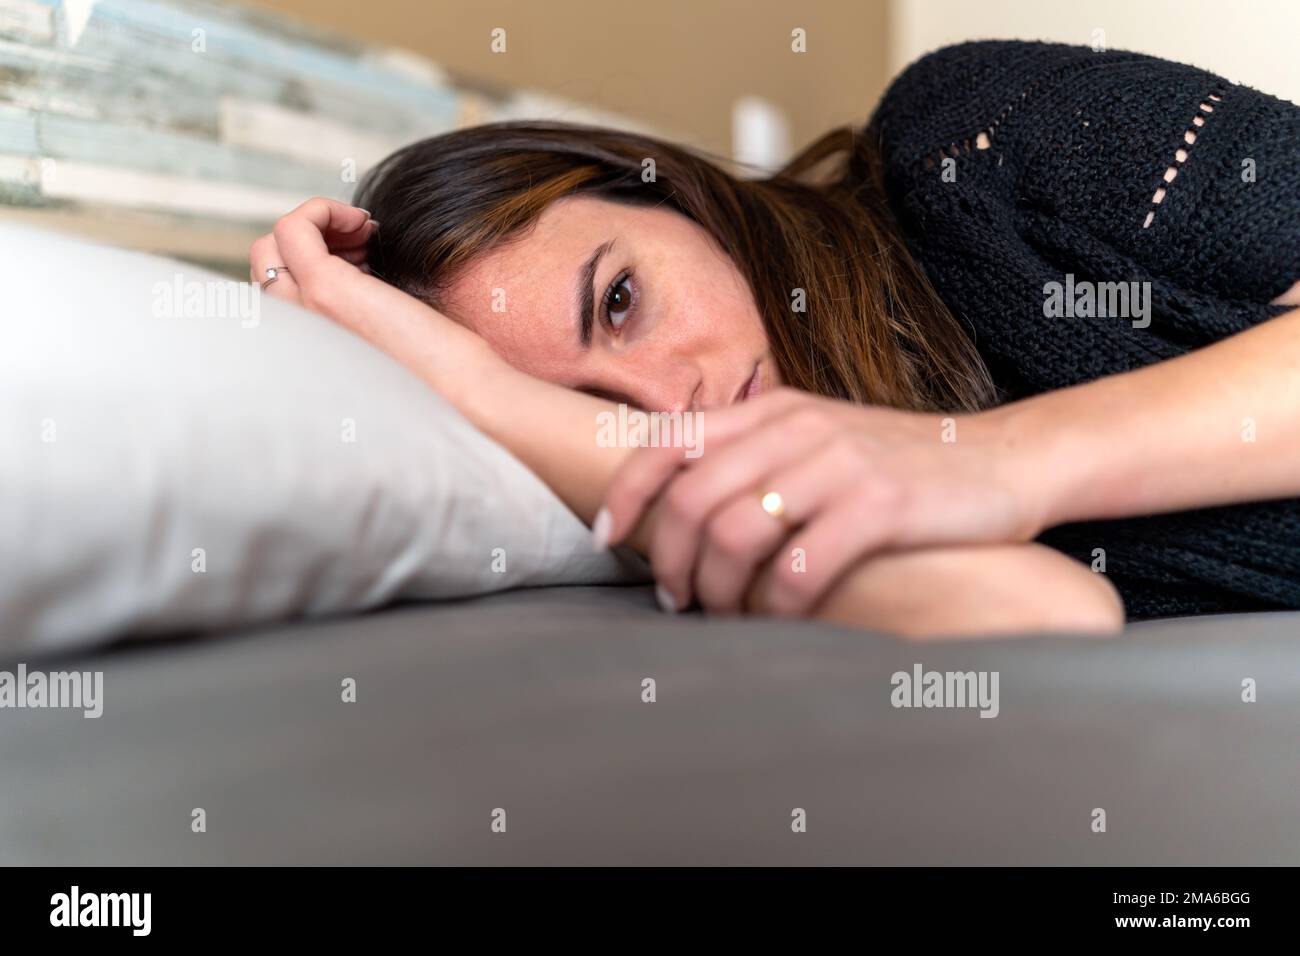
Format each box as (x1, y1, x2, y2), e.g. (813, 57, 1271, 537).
(0, 223, 647, 654)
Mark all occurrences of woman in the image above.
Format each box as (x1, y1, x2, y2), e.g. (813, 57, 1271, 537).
(249, 40, 1300, 638)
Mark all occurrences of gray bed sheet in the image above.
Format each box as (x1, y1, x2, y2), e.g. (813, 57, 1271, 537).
(2, 585, 1297, 865)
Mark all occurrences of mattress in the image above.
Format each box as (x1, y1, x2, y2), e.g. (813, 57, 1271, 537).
(2, 585, 1297, 865)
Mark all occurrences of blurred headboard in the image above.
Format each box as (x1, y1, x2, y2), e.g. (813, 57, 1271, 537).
(0, 0, 653, 274)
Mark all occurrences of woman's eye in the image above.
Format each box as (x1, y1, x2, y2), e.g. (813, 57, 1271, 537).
(603, 273, 635, 332)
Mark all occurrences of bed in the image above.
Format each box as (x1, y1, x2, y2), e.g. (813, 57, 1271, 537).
(3, 584, 1297, 866)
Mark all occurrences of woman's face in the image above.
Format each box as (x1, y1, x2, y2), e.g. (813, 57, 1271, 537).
(437, 195, 778, 412)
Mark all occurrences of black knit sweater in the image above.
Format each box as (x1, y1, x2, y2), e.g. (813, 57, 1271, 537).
(870, 40, 1300, 620)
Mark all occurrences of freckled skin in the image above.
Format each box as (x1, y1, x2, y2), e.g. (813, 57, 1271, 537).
(438, 196, 780, 412)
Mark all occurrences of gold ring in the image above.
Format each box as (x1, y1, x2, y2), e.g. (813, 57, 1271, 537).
(759, 490, 786, 520)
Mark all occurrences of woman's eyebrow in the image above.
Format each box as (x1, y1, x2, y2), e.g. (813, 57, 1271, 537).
(575, 239, 615, 349)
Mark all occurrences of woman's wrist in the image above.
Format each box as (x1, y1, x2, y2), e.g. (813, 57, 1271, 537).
(977, 390, 1093, 538)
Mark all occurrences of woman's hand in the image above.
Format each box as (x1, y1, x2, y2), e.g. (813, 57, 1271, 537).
(248, 198, 497, 399)
(248, 198, 378, 312)
(600, 388, 1048, 617)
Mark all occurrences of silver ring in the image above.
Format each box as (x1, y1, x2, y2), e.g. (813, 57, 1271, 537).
(260, 265, 290, 291)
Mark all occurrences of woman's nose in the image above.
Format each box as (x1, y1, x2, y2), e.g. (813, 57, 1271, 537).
(619, 366, 701, 414)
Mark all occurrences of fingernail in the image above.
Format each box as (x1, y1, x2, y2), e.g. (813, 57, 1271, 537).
(356, 207, 371, 218)
(590, 506, 612, 551)
(655, 583, 678, 613)
(366, 219, 380, 230)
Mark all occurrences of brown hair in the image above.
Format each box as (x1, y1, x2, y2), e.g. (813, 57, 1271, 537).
(354, 121, 997, 413)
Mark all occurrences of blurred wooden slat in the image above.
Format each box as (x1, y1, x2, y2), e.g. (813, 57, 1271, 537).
(0, 204, 260, 274)
(0, 0, 650, 268)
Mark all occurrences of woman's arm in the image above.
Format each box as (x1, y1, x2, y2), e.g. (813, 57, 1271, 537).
(1002, 304, 1300, 529)
(809, 542, 1123, 637)
(622, 304, 1300, 629)
(431, 332, 1127, 636)
(836, 301, 1296, 634)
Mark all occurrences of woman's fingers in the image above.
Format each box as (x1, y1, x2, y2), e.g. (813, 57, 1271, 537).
(332, 245, 371, 266)
(324, 217, 377, 251)
(601, 387, 804, 546)
(744, 489, 893, 619)
(272, 198, 369, 289)
(248, 233, 301, 302)
(692, 444, 855, 613)
(247, 233, 277, 284)
(644, 409, 839, 610)
(249, 203, 375, 306)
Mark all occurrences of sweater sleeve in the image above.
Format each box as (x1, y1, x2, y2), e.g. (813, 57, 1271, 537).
(868, 40, 1300, 619)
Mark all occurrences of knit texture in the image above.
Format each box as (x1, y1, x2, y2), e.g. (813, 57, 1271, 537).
(870, 40, 1300, 620)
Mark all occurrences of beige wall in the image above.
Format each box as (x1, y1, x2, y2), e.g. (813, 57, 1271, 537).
(247, 0, 893, 159)
(890, 0, 1300, 104)
(239, 0, 1300, 161)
